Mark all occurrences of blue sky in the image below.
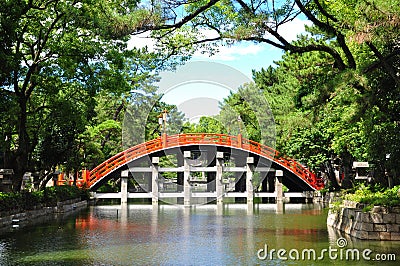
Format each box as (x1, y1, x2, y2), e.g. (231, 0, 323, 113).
(157, 46, 281, 121)
(128, 17, 311, 121)
(188, 16, 312, 78)
(191, 42, 283, 79)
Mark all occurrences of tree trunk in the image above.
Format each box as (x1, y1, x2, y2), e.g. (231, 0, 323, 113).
(39, 171, 55, 190)
(9, 96, 30, 191)
(323, 161, 341, 190)
(340, 150, 354, 189)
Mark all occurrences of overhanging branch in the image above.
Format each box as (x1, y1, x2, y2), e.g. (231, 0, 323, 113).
(141, 0, 220, 31)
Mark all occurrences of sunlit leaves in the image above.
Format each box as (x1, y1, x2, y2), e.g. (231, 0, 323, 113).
(322, 0, 400, 44)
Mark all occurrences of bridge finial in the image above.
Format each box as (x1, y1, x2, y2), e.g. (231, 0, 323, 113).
(158, 109, 169, 147)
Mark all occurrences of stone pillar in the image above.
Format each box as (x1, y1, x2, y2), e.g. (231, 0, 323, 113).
(216, 201, 224, 215)
(145, 172, 152, 195)
(216, 152, 224, 203)
(120, 203, 128, 225)
(275, 170, 284, 202)
(247, 201, 254, 215)
(183, 151, 191, 206)
(151, 204, 159, 235)
(177, 154, 184, 192)
(151, 157, 159, 204)
(235, 157, 246, 203)
(261, 171, 275, 203)
(206, 151, 216, 192)
(276, 201, 284, 214)
(121, 170, 129, 204)
(246, 157, 254, 203)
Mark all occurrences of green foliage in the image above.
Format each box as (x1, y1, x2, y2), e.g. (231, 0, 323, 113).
(2, 0, 400, 192)
(143, 0, 400, 189)
(344, 184, 400, 208)
(0, 0, 187, 190)
(329, 198, 344, 213)
(184, 117, 227, 135)
(0, 186, 89, 213)
(96, 180, 120, 193)
(0, 192, 21, 213)
(251, 53, 335, 170)
(43, 186, 89, 206)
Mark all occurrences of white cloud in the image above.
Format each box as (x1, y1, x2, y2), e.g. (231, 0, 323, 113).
(276, 17, 312, 42)
(127, 32, 156, 51)
(195, 43, 265, 61)
(127, 18, 312, 60)
(194, 18, 312, 61)
(274, 18, 312, 42)
(127, 29, 264, 61)
(191, 28, 265, 61)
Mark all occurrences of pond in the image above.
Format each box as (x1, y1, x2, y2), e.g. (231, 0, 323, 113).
(1, 203, 399, 265)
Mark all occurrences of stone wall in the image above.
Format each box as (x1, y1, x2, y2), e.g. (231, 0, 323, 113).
(327, 201, 400, 240)
(0, 199, 87, 233)
(54, 198, 87, 213)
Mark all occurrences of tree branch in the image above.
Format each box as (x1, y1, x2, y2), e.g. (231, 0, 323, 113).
(314, 0, 337, 22)
(235, 0, 253, 13)
(294, 0, 355, 69)
(366, 42, 400, 86)
(363, 49, 400, 74)
(241, 36, 286, 49)
(141, 0, 220, 31)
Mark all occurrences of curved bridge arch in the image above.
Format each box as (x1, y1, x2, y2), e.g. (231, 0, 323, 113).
(86, 133, 324, 191)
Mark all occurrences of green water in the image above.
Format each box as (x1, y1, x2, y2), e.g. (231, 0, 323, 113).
(1, 203, 399, 265)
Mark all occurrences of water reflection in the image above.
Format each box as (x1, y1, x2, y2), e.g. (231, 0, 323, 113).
(73, 203, 329, 265)
(120, 203, 128, 225)
(1, 203, 399, 265)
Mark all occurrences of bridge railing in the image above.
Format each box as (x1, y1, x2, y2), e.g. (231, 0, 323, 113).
(87, 133, 324, 190)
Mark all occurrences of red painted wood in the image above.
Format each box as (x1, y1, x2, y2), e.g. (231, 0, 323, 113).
(84, 134, 324, 190)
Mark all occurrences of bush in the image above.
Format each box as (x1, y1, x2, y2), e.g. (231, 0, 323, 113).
(43, 187, 58, 206)
(344, 184, 400, 210)
(20, 190, 43, 209)
(0, 192, 20, 212)
(0, 186, 89, 213)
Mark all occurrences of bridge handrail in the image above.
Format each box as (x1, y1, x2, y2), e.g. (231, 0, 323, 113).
(88, 133, 324, 190)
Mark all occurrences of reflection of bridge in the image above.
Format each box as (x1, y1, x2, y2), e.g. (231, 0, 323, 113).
(80, 134, 324, 205)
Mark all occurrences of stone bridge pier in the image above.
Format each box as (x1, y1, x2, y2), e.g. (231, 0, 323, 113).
(112, 150, 309, 206)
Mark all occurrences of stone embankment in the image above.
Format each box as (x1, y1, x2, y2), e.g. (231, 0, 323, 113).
(327, 200, 400, 240)
(0, 198, 87, 233)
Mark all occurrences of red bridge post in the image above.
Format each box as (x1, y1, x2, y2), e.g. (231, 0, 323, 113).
(237, 133, 242, 148)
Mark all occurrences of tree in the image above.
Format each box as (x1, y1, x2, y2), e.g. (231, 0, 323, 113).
(0, 0, 183, 191)
(185, 116, 227, 134)
(2, 0, 399, 190)
(218, 83, 275, 146)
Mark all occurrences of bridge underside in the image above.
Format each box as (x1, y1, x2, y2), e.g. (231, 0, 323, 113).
(90, 145, 315, 196)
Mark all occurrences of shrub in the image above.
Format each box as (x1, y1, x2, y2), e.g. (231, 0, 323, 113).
(20, 190, 43, 210)
(43, 187, 58, 206)
(0, 186, 89, 213)
(0, 192, 20, 212)
(344, 184, 400, 210)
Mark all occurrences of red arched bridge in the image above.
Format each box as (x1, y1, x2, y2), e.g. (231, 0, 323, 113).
(77, 134, 324, 196)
